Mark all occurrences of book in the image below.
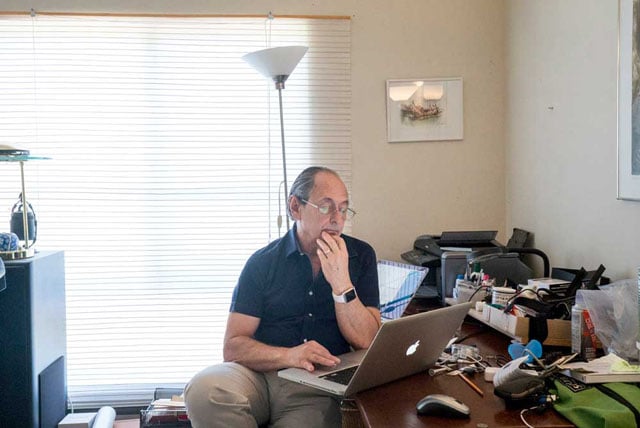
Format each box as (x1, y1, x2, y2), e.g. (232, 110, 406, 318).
(562, 353, 640, 384)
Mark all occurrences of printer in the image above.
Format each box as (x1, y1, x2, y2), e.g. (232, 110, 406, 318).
(402, 230, 542, 305)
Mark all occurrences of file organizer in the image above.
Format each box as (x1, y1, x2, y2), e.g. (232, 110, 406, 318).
(378, 260, 428, 321)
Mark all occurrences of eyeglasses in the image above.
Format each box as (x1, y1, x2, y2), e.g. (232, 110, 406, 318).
(301, 199, 356, 219)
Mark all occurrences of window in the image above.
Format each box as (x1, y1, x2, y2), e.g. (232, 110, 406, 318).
(0, 13, 351, 408)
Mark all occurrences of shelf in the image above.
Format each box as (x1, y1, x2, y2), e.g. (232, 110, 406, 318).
(446, 297, 571, 346)
(445, 297, 515, 336)
(0, 154, 50, 162)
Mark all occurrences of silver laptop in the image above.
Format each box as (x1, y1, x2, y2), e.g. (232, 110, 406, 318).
(278, 302, 472, 397)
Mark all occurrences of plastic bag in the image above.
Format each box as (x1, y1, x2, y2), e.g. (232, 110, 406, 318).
(577, 279, 639, 361)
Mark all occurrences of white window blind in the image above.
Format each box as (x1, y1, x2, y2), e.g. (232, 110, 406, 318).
(0, 13, 351, 408)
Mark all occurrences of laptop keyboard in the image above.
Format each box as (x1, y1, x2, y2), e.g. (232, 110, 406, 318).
(319, 365, 358, 385)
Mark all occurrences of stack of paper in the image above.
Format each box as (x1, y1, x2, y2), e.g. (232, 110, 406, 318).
(563, 353, 640, 383)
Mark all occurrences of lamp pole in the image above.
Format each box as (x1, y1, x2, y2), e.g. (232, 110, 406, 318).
(275, 75, 290, 230)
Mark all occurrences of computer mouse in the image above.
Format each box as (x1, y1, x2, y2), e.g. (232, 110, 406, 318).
(416, 393, 470, 418)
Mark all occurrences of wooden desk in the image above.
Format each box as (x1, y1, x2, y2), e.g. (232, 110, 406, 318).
(354, 311, 574, 427)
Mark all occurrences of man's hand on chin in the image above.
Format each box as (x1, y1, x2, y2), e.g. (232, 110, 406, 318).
(315, 231, 351, 293)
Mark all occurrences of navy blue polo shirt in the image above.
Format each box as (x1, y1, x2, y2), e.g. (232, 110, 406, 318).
(230, 226, 379, 356)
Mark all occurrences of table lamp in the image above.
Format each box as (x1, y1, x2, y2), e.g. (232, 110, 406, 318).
(0, 145, 48, 260)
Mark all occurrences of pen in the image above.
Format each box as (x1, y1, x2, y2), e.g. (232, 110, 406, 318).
(458, 372, 484, 397)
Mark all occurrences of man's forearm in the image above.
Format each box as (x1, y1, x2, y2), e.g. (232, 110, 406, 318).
(335, 299, 381, 350)
(223, 336, 290, 372)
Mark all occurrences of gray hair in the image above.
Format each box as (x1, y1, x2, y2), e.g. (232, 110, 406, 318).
(287, 166, 340, 218)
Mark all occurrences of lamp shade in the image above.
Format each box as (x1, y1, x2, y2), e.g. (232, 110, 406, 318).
(242, 45, 308, 81)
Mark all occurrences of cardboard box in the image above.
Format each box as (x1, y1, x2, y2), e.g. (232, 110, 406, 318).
(486, 305, 572, 346)
(455, 298, 601, 348)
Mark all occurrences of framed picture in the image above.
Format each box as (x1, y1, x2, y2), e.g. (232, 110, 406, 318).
(386, 77, 463, 143)
(618, 0, 640, 200)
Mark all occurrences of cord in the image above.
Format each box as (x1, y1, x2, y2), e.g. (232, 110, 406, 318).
(503, 288, 529, 311)
(503, 286, 576, 320)
(520, 395, 557, 427)
(494, 354, 511, 367)
(524, 348, 546, 369)
(263, 13, 276, 240)
(519, 407, 536, 428)
(276, 180, 284, 237)
(453, 328, 487, 344)
(467, 285, 490, 303)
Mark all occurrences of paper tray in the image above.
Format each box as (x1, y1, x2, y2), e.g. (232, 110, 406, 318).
(140, 406, 190, 427)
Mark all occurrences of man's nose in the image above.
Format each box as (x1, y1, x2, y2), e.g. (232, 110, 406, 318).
(329, 210, 344, 223)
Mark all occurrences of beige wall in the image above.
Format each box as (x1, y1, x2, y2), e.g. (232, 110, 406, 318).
(5, 1, 636, 280)
(350, 2, 506, 264)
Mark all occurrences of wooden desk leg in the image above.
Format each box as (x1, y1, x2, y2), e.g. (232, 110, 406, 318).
(340, 399, 365, 428)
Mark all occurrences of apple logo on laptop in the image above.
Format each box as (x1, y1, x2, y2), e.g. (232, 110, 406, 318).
(406, 340, 420, 356)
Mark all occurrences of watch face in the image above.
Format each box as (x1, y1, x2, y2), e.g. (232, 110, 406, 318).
(333, 288, 357, 303)
(344, 288, 357, 302)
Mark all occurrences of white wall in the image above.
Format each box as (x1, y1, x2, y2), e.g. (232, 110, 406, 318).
(506, 1, 640, 280)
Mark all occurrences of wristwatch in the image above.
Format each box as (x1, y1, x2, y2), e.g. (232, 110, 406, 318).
(332, 287, 357, 303)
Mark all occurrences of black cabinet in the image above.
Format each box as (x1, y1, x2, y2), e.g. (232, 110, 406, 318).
(0, 251, 66, 428)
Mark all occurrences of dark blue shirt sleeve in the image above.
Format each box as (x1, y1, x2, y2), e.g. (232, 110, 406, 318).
(348, 238, 379, 309)
(230, 251, 266, 318)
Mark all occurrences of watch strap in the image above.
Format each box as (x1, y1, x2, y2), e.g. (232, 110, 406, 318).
(332, 287, 357, 303)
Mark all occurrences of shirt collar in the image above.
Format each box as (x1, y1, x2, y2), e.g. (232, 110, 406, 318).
(283, 223, 303, 257)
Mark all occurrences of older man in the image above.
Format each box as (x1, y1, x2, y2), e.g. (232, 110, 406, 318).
(185, 166, 380, 428)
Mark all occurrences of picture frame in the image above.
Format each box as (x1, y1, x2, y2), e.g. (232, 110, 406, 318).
(386, 77, 463, 143)
(617, 0, 640, 200)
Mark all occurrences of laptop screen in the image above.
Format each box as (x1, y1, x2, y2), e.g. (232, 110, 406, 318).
(377, 260, 428, 321)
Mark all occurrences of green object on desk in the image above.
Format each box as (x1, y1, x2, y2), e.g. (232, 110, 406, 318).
(552, 375, 640, 428)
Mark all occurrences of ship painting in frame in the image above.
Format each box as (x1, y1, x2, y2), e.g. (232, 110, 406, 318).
(618, 0, 640, 201)
(386, 77, 463, 143)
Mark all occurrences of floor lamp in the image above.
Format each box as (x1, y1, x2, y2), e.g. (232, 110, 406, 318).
(242, 45, 308, 231)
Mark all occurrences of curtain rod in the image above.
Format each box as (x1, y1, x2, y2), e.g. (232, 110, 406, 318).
(0, 10, 351, 20)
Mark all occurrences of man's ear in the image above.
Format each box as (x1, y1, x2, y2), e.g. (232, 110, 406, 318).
(289, 196, 302, 220)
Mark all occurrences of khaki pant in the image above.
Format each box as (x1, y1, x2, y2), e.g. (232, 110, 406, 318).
(184, 362, 342, 428)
